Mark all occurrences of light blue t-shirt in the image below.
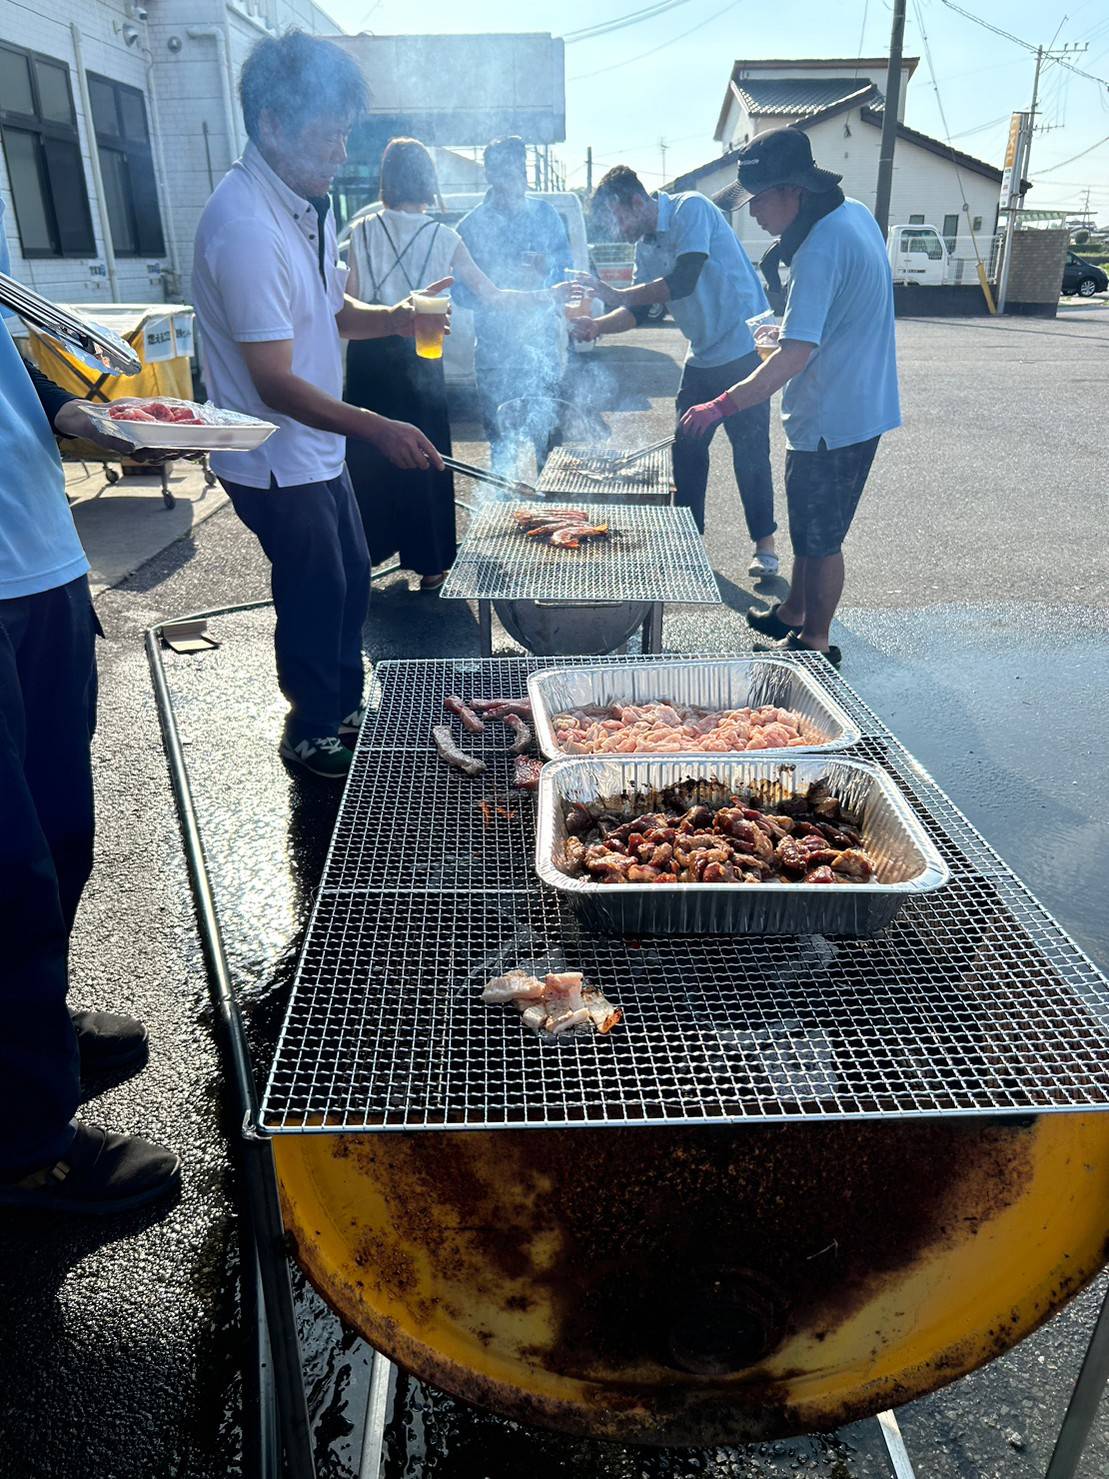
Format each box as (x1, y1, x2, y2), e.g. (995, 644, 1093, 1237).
(634, 191, 768, 368)
(0, 201, 89, 599)
(779, 198, 901, 452)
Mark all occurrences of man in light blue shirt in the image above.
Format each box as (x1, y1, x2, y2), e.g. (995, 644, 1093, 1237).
(574, 167, 778, 578)
(682, 130, 900, 667)
(456, 137, 574, 478)
(0, 202, 180, 1212)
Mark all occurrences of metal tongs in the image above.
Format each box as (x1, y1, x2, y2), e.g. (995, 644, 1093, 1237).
(442, 455, 542, 501)
(601, 434, 675, 471)
(0, 271, 141, 375)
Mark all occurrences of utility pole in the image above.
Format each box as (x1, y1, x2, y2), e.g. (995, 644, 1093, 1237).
(873, 0, 907, 238)
(997, 39, 1087, 312)
(659, 137, 668, 183)
(586, 146, 593, 193)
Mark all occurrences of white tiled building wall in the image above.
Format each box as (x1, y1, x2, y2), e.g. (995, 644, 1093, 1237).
(1, 0, 337, 313)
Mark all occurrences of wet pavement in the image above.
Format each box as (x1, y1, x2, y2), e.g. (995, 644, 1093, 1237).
(2, 310, 1107, 1478)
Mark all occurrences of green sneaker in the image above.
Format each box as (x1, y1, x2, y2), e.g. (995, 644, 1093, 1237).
(279, 734, 352, 779)
(339, 706, 366, 740)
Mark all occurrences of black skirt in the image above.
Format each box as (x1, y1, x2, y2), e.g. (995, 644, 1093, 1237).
(344, 335, 457, 575)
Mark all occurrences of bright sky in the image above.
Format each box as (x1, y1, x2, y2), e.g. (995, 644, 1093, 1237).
(325, 0, 1109, 222)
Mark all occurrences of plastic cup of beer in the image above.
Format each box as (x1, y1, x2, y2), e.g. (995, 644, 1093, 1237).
(562, 270, 589, 321)
(748, 308, 781, 362)
(413, 294, 449, 360)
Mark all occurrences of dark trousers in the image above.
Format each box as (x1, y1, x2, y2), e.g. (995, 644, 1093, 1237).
(223, 468, 371, 744)
(0, 576, 96, 1174)
(673, 351, 776, 539)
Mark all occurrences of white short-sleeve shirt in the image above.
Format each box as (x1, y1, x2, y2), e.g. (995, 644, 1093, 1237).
(192, 141, 349, 489)
(346, 209, 460, 305)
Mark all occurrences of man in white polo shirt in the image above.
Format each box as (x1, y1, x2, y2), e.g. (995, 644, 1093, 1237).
(193, 31, 446, 779)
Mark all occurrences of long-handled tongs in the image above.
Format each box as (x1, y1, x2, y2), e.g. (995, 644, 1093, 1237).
(603, 435, 675, 470)
(0, 271, 141, 375)
(442, 455, 542, 500)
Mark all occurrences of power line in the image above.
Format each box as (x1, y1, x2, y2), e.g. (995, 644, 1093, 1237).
(910, 0, 991, 278)
(938, 0, 1109, 88)
(564, 0, 699, 44)
(947, 112, 1012, 140)
(569, 0, 743, 82)
(1033, 135, 1109, 173)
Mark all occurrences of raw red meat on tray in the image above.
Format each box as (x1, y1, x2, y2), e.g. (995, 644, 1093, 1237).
(109, 400, 205, 425)
(92, 397, 276, 453)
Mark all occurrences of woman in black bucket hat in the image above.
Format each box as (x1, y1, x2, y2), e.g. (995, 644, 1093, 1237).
(681, 128, 901, 668)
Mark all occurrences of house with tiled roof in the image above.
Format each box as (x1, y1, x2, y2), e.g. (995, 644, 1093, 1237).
(667, 58, 1007, 277)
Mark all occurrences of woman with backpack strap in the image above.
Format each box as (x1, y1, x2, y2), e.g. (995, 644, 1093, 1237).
(345, 138, 562, 589)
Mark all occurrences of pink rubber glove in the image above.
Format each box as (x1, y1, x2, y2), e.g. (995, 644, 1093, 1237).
(679, 392, 733, 436)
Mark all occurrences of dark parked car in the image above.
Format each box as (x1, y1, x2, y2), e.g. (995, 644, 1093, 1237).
(1062, 251, 1108, 298)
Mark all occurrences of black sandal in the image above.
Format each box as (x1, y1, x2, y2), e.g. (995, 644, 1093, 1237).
(746, 601, 800, 640)
(752, 633, 842, 668)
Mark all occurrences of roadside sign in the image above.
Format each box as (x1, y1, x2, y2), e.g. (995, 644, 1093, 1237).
(999, 112, 1031, 215)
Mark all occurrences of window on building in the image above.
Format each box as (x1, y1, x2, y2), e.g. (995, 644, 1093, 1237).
(972, 215, 983, 232)
(943, 213, 960, 253)
(0, 44, 95, 257)
(908, 213, 925, 225)
(88, 74, 165, 258)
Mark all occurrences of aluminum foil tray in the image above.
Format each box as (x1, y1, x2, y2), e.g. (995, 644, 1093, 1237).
(527, 658, 861, 760)
(536, 755, 950, 937)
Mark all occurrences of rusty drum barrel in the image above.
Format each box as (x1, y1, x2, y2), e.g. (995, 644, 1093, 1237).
(276, 1114, 1109, 1445)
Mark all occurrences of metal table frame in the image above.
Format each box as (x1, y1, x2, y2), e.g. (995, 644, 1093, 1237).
(146, 604, 1109, 1479)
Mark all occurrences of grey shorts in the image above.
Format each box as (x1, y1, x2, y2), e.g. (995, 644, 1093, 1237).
(784, 436, 880, 558)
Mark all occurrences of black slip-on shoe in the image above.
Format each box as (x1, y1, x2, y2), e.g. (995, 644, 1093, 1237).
(0, 1124, 181, 1215)
(71, 1009, 149, 1076)
(752, 633, 843, 668)
(746, 601, 801, 640)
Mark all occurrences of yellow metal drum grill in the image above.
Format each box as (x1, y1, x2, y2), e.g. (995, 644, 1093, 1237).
(260, 654, 1109, 1447)
(275, 1115, 1109, 1444)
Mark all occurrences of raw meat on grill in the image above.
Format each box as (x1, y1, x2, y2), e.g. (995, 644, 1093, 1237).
(513, 506, 612, 551)
(503, 713, 533, 754)
(432, 724, 486, 777)
(444, 695, 485, 733)
(513, 756, 544, 790)
(482, 970, 622, 1037)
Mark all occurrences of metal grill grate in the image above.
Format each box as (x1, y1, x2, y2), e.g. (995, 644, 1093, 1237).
(260, 655, 1109, 1133)
(439, 502, 719, 605)
(356, 654, 650, 753)
(538, 445, 673, 501)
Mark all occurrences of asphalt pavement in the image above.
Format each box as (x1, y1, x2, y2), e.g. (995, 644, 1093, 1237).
(0, 306, 1107, 1479)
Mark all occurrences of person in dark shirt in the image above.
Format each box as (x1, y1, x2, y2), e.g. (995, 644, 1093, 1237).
(455, 137, 573, 476)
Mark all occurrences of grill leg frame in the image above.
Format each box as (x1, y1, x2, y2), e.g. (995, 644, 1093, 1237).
(642, 601, 664, 653)
(478, 598, 493, 657)
(146, 610, 317, 1479)
(1046, 1277, 1109, 1479)
(877, 1410, 917, 1478)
